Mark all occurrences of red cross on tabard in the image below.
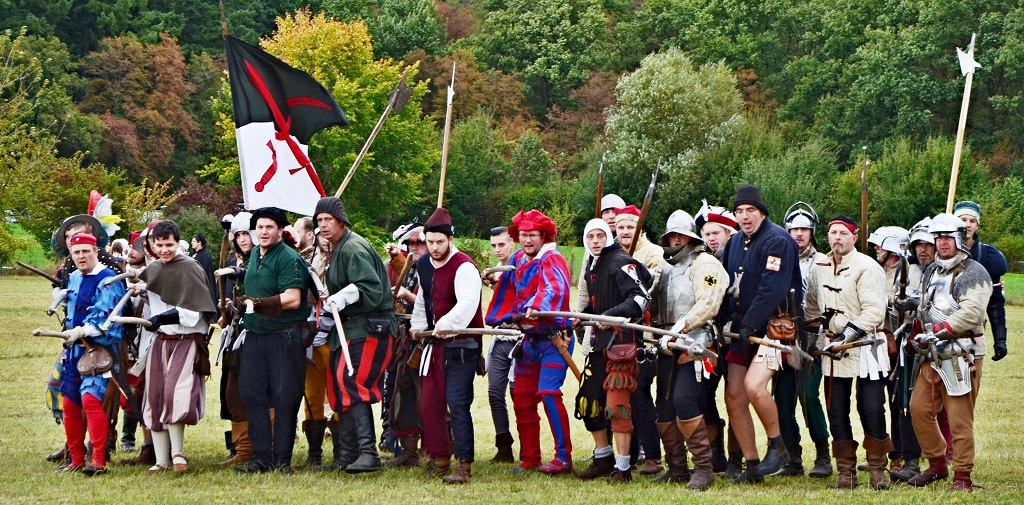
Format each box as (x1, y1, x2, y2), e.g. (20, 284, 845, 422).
(243, 60, 330, 196)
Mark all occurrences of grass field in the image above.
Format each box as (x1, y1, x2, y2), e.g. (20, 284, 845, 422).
(1, 276, 1022, 503)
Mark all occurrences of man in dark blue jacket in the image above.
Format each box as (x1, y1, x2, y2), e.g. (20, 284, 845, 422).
(954, 201, 1009, 361)
(720, 184, 804, 483)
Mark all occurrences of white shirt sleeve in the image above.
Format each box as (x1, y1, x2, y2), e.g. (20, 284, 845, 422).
(410, 271, 427, 331)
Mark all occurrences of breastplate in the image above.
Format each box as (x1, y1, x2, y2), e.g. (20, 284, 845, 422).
(922, 269, 959, 326)
(660, 256, 695, 325)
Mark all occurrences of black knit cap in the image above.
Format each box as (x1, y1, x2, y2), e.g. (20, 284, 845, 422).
(250, 207, 289, 229)
(423, 207, 454, 236)
(313, 197, 352, 226)
(732, 184, 769, 216)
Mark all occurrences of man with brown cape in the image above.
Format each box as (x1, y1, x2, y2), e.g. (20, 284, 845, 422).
(135, 220, 218, 474)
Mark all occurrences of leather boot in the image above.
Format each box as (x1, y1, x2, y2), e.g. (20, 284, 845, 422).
(424, 456, 451, 478)
(733, 459, 763, 484)
(776, 444, 804, 476)
(609, 467, 632, 483)
(575, 454, 614, 480)
(828, 440, 859, 489)
(889, 456, 904, 473)
(315, 418, 357, 472)
(120, 443, 155, 466)
(46, 446, 68, 463)
(297, 420, 327, 468)
(639, 458, 664, 475)
(757, 436, 791, 476)
(491, 432, 515, 463)
(224, 430, 236, 458)
(678, 416, 715, 491)
(219, 422, 251, 467)
(387, 434, 422, 468)
(889, 456, 920, 482)
(863, 435, 894, 490)
(345, 404, 382, 473)
(906, 456, 948, 487)
(442, 459, 472, 484)
(950, 470, 973, 492)
(725, 425, 743, 479)
(652, 422, 690, 483)
(808, 440, 833, 478)
(706, 419, 727, 473)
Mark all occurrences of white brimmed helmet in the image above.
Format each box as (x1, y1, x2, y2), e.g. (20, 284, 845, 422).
(867, 226, 909, 255)
(928, 213, 969, 253)
(658, 210, 702, 247)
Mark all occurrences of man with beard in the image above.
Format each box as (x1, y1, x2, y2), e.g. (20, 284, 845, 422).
(887, 217, 934, 483)
(907, 214, 992, 492)
(136, 221, 217, 474)
(651, 210, 728, 490)
(314, 197, 396, 474)
(55, 233, 126, 476)
(806, 217, 891, 489)
(773, 203, 832, 478)
(719, 184, 802, 483)
(501, 209, 574, 474)
(482, 226, 519, 463)
(410, 208, 484, 484)
(573, 218, 652, 483)
(234, 207, 310, 473)
(954, 201, 1008, 363)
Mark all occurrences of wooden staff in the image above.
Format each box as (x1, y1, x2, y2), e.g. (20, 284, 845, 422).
(16, 261, 61, 286)
(411, 328, 523, 339)
(628, 168, 658, 256)
(860, 146, 869, 254)
(594, 154, 605, 219)
(392, 254, 414, 299)
(335, 69, 413, 198)
(437, 62, 456, 208)
(947, 33, 981, 212)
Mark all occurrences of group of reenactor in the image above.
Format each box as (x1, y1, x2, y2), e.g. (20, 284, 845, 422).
(37, 184, 1008, 493)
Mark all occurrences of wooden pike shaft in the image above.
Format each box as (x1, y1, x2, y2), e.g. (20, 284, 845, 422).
(16, 261, 60, 286)
(335, 70, 410, 198)
(411, 328, 522, 339)
(437, 62, 456, 208)
(392, 254, 414, 299)
(947, 71, 974, 213)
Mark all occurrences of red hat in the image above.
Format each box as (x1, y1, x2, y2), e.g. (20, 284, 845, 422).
(508, 210, 557, 243)
(615, 205, 642, 223)
(69, 233, 97, 248)
(424, 207, 454, 236)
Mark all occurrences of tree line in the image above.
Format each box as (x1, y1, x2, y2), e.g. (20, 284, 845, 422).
(1, 1, 1022, 269)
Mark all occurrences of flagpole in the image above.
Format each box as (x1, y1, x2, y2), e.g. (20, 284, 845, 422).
(947, 33, 980, 213)
(334, 69, 412, 198)
(437, 62, 456, 208)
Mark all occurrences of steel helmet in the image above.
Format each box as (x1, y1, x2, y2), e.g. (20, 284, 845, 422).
(909, 217, 934, 246)
(784, 201, 818, 231)
(928, 213, 969, 253)
(867, 226, 909, 255)
(658, 210, 702, 247)
(230, 212, 254, 240)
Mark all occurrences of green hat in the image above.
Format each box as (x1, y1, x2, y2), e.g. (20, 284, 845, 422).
(953, 201, 981, 222)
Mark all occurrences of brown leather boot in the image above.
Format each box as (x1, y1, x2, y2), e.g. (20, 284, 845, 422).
(120, 443, 155, 466)
(423, 456, 451, 478)
(442, 460, 472, 484)
(652, 421, 689, 483)
(907, 456, 949, 487)
(219, 422, 251, 467)
(706, 419, 727, 473)
(639, 458, 664, 475)
(677, 416, 715, 491)
(387, 434, 422, 468)
(491, 432, 515, 463)
(863, 435, 894, 490)
(950, 471, 972, 492)
(828, 440, 859, 489)
(575, 454, 615, 480)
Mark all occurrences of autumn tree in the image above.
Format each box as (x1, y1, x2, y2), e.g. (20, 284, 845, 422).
(79, 33, 200, 181)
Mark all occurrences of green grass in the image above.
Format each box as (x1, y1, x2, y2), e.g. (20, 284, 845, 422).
(1, 277, 1022, 503)
(1003, 272, 1023, 306)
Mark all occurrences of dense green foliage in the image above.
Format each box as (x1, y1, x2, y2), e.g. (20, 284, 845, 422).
(2, 1, 1023, 271)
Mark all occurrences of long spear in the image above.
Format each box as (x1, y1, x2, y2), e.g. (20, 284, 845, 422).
(594, 154, 605, 219)
(860, 146, 869, 254)
(628, 167, 658, 256)
(947, 33, 981, 212)
(436, 62, 456, 208)
(334, 69, 413, 198)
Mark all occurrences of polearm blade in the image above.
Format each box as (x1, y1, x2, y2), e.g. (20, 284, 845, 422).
(334, 69, 412, 198)
(437, 62, 456, 208)
(947, 33, 981, 212)
(594, 154, 605, 219)
(531, 310, 718, 359)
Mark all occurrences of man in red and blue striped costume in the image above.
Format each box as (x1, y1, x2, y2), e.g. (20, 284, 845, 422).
(499, 209, 574, 474)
